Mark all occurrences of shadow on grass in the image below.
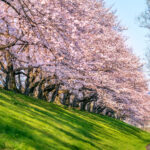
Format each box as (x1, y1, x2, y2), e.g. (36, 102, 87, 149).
(0, 92, 103, 149)
(0, 114, 82, 150)
(0, 89, 150, 150)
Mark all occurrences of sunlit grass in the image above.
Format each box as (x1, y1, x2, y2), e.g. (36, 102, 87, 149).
(0, 88, 150, 150)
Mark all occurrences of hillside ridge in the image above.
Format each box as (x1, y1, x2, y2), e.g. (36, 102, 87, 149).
(0, 89, 150, 150)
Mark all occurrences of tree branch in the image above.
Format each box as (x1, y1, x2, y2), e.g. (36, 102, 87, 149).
(0, 0, 20, 15)
(0, 39, 19, 51)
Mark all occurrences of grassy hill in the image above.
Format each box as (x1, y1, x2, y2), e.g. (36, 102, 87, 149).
(0, 89, 150, 150)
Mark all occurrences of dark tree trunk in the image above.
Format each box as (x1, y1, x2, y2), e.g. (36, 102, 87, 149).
(9, 69, 17, 90)
(4, 67, 17, 91)
(24, 68, 34, 95)
(79, 102, 87, 111)
(50, 84, 60, 102)
(38, 82, 44, 99)
(18, 74, 22, 92)
(4, 73, 9, 90)
(24, 76, 30, 95)
(4, 51, 17, 91)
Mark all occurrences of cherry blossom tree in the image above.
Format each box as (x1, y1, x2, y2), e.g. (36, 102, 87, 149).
(0, 0, 149, 127)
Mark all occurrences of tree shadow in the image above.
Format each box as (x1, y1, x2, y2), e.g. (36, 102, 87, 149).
(0, 89, 150, 150)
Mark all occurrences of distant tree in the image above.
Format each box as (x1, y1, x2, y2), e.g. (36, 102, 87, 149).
(139, 0, 150, 29)
(139, 0, 150, 73)
(0, 0, 149, 126)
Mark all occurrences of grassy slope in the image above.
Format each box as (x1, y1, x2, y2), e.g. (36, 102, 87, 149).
(0, 89, 150, 150)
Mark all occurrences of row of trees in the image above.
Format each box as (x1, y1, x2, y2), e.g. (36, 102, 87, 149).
(0, 0, 150, 127)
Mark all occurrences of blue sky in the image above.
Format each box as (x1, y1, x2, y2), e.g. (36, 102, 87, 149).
(105, 0, 148, 61)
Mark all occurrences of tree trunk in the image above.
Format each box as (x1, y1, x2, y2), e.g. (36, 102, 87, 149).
(50, 84, 60, 102)
(8, 70, 17, 90)
(5, 51, 17, 91)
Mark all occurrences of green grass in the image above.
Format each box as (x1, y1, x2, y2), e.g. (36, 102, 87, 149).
(0, 89, 150, 150)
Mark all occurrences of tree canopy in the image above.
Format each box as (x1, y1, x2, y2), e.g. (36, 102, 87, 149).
(0, 0, 150, 127)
